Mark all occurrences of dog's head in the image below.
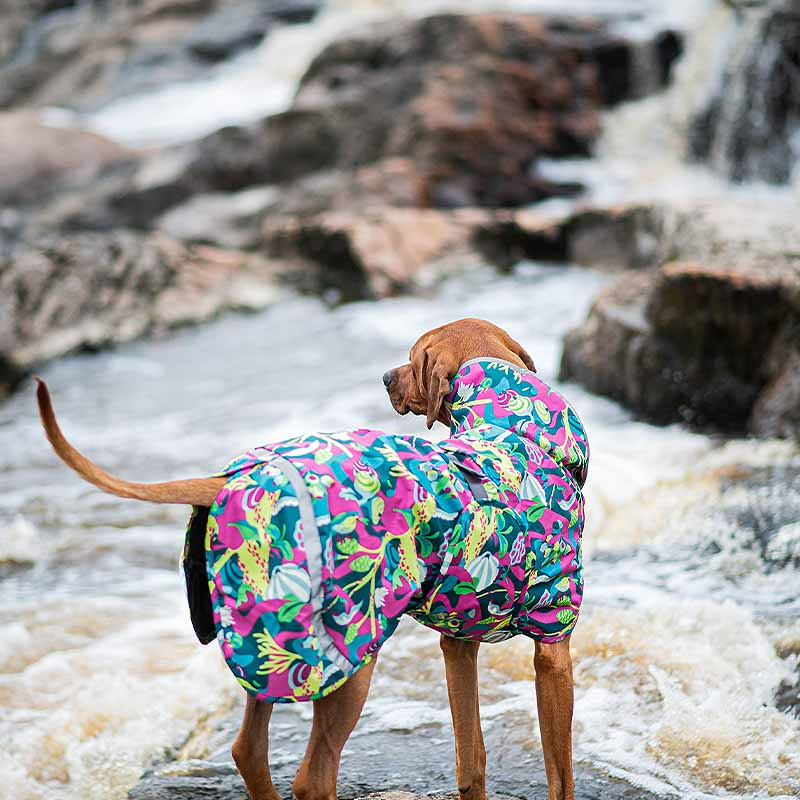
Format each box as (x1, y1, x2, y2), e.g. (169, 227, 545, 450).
(383, 318, 535, 429)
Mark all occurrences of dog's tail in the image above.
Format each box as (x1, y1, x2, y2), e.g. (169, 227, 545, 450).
(36, 379, 226, 506)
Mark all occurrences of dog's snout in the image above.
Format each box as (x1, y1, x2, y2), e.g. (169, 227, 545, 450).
(382, 370, 394, 388)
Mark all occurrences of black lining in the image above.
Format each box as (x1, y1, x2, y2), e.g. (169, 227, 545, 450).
(183, 507, 216, 645)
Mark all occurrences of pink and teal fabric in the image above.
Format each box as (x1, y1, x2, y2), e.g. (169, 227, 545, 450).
(184, 358, 589, 703)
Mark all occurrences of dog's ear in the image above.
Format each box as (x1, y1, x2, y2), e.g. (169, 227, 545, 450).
(507, 335, 536, 373)
(426, 361, 452, 430)
(411, 341, 457, 429)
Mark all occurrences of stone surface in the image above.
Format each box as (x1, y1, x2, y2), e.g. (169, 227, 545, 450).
(0, 110, 131, 205)
(0, 0, 321, 111)
(560, 259, 800, 437)
(262, 207, 493, 299)
(0, 230, 286, 396)
(563, 204, 668, 270)
(128, 692, 664, 800)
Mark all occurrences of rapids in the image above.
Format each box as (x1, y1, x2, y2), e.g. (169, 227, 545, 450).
(2, 264, 798, 799)
(3, 0, 799, 798)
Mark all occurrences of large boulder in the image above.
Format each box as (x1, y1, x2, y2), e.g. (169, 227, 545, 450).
(55, 12, 681, 230)
(560, 260, 800, 437)
(0, 230, 286, 396)
(0, 111, 131, 206)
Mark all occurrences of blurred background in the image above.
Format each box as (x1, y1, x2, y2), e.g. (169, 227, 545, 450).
(0, 1, 799, 799)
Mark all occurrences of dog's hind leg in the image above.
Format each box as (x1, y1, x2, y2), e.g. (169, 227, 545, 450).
(534, 636, 575, 800)
(292, 658, 377, 800)
(440, 635, 486, 800)
(231, 694, 280, 800)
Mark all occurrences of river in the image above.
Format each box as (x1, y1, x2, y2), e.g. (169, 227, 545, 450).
(2, 0, 799, 798)
(3, 263, 798, 799)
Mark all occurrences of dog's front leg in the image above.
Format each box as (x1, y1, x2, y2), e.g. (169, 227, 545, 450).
(440, 635, 486, 800)
(534, 637, 575, 800)
(231, 694, 280, 800)
(292, 657, 377, 800)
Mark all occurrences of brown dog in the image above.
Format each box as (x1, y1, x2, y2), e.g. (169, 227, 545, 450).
(36, 318, 576, 800)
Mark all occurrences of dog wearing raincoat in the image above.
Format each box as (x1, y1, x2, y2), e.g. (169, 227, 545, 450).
(36, 318, 588, 800)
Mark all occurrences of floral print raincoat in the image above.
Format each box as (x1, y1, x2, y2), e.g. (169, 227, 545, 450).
(183, 358, 589, 702)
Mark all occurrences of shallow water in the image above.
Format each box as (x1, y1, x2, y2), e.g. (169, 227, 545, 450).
(2, 263, 798, 800)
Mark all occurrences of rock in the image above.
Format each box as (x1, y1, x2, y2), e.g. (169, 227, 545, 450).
(0, 0, 321, 111)
(558, 199, 800, 439)
(262, 207, 493, 299)
(751, 340, 800, 439)
(560, 260, 800, 437)
(0, 230, 286, 396)
(563, 205, 669, 270)
(472, 209, 569, 269)
(690, 0, 800, 183)
(292, 13, 680, 208)
(186, 0, 318, 62)
(64, 12, 681, 228)
(127, 691, 664, 800)
(0, 110, 131, 205)
(157, 185, 281, 249)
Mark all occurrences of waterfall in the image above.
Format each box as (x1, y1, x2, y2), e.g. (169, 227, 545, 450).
(690, 0, 800, 184)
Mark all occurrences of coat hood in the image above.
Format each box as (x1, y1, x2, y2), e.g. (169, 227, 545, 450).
(446, 358, 589, 488)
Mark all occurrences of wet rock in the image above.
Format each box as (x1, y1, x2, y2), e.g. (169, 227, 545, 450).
(0, 110, 130, 206)
(262, 207, 493, 300)
(69, 13, 681, 227)
(157, 185, 281, 249)
(0, 230, 285, 396)
(0, 0, 321, 111)
(563, 204, 669, 270)
(291, 13, 680, 208)
(560, 260, 800, 436)
(472, 209, 569, 269)
(690, 0, 800, 183)
(128, 693, 663, 800)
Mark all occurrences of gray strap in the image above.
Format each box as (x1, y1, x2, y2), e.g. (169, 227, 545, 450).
(267, 455, 355, 675)
(454, 463, 490, 502)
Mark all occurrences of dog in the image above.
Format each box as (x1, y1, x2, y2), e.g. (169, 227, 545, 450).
(36, 318, 588, 800)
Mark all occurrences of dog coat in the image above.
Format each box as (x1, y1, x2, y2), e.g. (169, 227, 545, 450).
(183, 358, 589, 703)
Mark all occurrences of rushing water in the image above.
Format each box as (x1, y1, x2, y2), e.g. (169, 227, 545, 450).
(2, 263, 798, 800)
(6, 0, 799, 797)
